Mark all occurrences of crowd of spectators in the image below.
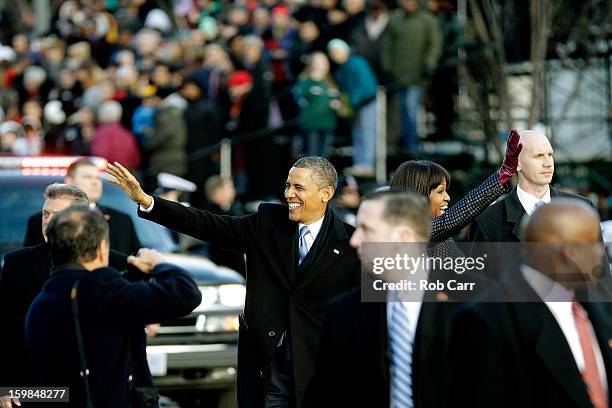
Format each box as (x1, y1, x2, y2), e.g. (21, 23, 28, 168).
(0, 0, 462, 204)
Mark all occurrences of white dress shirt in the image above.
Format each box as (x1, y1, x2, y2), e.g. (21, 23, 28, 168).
(521, 264, 608, 390)
(516, 185, 551, 215)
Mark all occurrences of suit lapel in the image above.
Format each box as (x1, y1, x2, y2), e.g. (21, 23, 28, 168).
(505, 188, 526, 241)
(413, 267, 462, 368)
(295, 211, 350, 291)
(271, 220, 297, 290)
(414, 300, 446, 370)
(508, 277, 594, 408)
(532, 311, 594, 408)
(549, 186, 564, 198)
(363, 301, 390, 404)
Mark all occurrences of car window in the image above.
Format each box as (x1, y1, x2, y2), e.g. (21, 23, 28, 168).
(0, 180, 49, 252)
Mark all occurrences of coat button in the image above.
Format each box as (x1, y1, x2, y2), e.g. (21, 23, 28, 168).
(268, 330, 276, 337)
(258, 370, 264, 378)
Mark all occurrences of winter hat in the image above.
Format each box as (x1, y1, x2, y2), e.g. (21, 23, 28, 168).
(44, 100, 66, 125)
(227, 70, 253, 87)
(327, 38, 351, 54)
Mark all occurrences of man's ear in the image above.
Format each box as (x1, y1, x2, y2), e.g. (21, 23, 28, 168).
(517, 150, 526, 172)
(98, 239, 110, 264)
(96, 241, 104, 262)
(320, 186, 335, 203)
(558, 244, 576, 267)
(396, 225, 417, 243)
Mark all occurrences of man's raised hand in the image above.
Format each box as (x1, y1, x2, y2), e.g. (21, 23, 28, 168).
(106, 162, 153, 207)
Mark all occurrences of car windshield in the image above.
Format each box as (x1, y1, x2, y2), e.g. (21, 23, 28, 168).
(0, 176, 177, 256)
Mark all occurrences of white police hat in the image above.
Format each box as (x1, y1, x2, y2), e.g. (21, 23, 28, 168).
(156, 172, 197, 193)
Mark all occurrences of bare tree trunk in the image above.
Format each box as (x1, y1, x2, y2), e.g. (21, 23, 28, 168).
(527, 0, 554, 128)
(465, 0, 511, 158)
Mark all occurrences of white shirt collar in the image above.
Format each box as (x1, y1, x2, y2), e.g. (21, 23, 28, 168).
(521, 264, 574, 302)
(299, 215, 325, 242)
(517, 185, 551, 215)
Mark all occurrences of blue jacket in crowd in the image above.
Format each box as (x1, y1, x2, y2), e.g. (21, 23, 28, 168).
(333, 54, 378, 111)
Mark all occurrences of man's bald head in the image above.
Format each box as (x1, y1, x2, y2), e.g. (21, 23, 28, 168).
(517, 129, 554, 193)
(522, 199, 605, 289)
(519, 129, 549, 146)
(523, 199, 600, 243)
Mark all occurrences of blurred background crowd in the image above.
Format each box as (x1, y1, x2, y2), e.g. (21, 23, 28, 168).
(0, 0, 466, 203)
(0, 0, 609, 219)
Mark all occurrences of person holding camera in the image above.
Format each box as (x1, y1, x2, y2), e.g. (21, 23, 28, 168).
(25, 205, 201, 408)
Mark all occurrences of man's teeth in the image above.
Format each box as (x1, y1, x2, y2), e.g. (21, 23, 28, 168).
(288, 203, 301, 209)
(441, 206, 448, 210)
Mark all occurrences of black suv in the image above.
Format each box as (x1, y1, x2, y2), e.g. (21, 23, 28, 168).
(0, 156, 243, 406)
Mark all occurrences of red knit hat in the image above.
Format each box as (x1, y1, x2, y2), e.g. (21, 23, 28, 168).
(272, 4, 290, 16)
(227, 70, 254, 87)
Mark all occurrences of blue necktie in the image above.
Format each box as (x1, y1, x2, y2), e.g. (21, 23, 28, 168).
(298, 226, 310, 265)
(389, 301, 414, 408)
(534, 200, 546, 212)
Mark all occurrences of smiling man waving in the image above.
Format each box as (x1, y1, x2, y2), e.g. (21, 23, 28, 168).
(106, 156, 360, 408)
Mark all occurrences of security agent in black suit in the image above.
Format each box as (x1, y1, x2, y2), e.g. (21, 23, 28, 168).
(451, 201, 611, 408)
(24, 205, 201, 408)
(23, 158, 140, 255)
(304, 190, 478, 408)
(469, 129, 589, 244)
(0, 184, 128, 406)
(106, 157, 361, 408)
(468, 130, 611, 289)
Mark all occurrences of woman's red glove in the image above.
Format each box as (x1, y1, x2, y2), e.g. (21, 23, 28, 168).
(498, 129, 523, 184)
